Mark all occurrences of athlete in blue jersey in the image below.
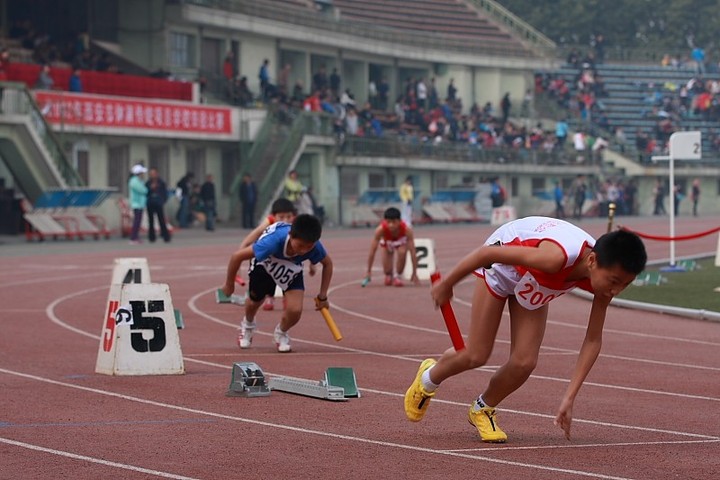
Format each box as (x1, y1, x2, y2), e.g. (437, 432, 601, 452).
(222, 214, 333, 352)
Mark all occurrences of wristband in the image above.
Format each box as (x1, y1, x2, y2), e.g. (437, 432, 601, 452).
(316, 295, 328, 302)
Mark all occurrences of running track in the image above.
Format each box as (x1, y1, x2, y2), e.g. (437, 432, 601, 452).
(1, 215, 719, 479)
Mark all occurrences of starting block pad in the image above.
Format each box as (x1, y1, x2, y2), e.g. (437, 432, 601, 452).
(226, 362, 271, 397)
(215, 288, 245, 305)
(325, 367, 360, 398)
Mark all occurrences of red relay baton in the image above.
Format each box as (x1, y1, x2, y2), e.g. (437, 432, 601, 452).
(430, 271, 465, 351)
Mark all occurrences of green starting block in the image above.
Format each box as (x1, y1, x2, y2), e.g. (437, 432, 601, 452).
(632, 271, 666, 286)
(216, 288, 245, 305)
(174, 308, 184, 329)
(677, 259, 698, 271)
(226, 362, 271, 397)
(325, 367, 360, 398)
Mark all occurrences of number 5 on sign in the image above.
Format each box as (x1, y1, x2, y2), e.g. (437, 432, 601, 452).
(404, 238, 436, 281)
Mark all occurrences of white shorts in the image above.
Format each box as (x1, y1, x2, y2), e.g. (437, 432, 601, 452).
(475, 264, 521, 300)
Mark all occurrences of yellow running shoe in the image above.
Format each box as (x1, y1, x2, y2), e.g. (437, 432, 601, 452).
(468, 405, 507, 443)
(404, 358, 437, 422)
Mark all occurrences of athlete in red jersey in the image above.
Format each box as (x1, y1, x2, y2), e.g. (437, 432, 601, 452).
(365, 207, 419, 287)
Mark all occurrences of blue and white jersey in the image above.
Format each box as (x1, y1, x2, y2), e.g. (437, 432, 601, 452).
(252, 222, 326, 290)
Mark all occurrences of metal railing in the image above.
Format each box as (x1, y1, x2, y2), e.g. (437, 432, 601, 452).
(339, 135, 595, 167)
(0, 81, 84, 187)
(467, 0, 556, 56)
(230, 108, 333, 215)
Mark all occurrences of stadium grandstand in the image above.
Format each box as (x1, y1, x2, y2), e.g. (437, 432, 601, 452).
(0, 0, 718, 238)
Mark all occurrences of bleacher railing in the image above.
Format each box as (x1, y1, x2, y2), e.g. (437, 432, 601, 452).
(339, 135, 588, 166)
(178, 0, 544, 58)
(231, 109, 332, 216)
(0, 81, 84, 187)
(466, 0, 556, 56)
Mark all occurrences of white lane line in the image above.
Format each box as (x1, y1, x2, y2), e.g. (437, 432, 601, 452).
(447, 438, 720, 453)
(43, 283, 720, 405)
(185, 357, 719, 440)
(0, 437, 200, 480)
(0, 367, 643, 480)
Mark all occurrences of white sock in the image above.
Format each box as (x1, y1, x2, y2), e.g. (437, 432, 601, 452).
(472, 394, 493, 411)
(242, 316, 255, 327)
(421, 367, 439, 392)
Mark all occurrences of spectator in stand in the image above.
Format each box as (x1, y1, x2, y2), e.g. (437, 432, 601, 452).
(239, 172, 258, 229)
(303, 90, 321, 112)
(145, 167, 171, 243)
(329, 67, 341, 98)
(128, 164, 148, 245)
(223, 51, 235, 99)
(428, 77, 439, 110)
(377, 77, 390, 110)
(234, 76, 254, 107)
(624, 179, 637, 216)
(340, 88, 356, 110)
(69, 68, 82, 92)
(691, 45, 705, 74)
(368, 80, 377, 109)
(35, 64, 53, 90)
(345, 107, 359, 136)
(447, 78, 457, 102)
(278, 63, 291, 97)
(258, 58, 271, 101)
(200, 174, 217, 231)
(416, 78, 427, 111)
(312, 65, 328, 93)
(500, 92, 511, 125)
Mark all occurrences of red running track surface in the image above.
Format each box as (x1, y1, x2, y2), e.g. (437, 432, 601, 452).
(1, 215, 718, 479)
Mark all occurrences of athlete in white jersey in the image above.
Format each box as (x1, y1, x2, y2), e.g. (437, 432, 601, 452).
(404, 216, 646, 443)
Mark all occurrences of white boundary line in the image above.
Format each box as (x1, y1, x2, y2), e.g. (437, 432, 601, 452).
(0, 367, 656, 480)
(0, 437, 200, 480)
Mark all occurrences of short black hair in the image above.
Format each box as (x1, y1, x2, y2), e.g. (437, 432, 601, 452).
(290, 214, 322, 243)
(271, 198, 297, 215)
(593, 230, 647, 274)
(384, 207, 401, 220)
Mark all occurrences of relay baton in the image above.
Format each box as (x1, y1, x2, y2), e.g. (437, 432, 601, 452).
(430, 271, 465, 351)
(235, 275, 246, 286)
(361, 276, 371, 287)
(315, 297, 343, 341)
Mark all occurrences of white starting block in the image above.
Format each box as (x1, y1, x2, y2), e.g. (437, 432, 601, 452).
(95, 282, 184, 376)
(491, 206, 517, 225)
(226, 362, 271, 397)
(111, 257, 151, 284)
(404, 238, 436, 281)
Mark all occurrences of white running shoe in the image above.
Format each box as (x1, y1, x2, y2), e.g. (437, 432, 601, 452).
(237, 318, 255, 349)
(273, 325, 291, 353)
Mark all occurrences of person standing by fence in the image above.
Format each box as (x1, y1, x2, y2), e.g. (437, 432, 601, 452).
(128, 164, 148, 245)
(145, 167, 171, 242)
(200, 174, 217, 231)
(239, 173, 257, 228)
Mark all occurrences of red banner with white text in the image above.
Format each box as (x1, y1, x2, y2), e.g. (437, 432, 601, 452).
(34, 91, 232, 134)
